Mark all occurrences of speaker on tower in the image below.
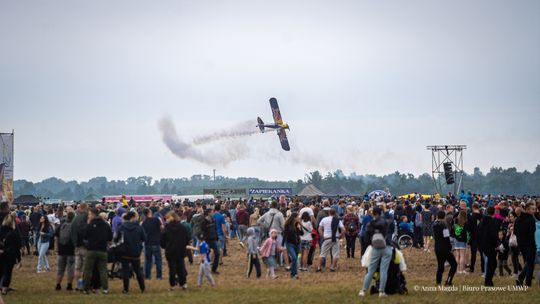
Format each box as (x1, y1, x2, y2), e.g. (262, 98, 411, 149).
(443, 162, 454, 184)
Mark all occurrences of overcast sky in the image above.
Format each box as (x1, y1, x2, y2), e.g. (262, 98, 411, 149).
(1, 0, 539, 182)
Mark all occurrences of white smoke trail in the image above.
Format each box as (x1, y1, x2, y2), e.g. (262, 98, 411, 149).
(192, 120, 259, 145)
(158, 117, 250, 167)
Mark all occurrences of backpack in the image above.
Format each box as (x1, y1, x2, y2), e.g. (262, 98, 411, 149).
(347, 221, 357, 233)
(415, 212, 423, 227)
(59, 222, 72, 246)
(372, 229, 386, 249)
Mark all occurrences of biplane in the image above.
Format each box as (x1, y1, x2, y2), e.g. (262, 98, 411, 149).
(257, 97, 290, 151)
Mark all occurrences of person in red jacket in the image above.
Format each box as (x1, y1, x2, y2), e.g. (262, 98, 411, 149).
(236, 203, 250, 247)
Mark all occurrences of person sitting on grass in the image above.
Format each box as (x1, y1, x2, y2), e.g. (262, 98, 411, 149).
(187, 235, 215, 288)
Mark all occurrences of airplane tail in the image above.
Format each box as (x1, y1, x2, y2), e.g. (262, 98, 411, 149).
(257, 117, 265, 133)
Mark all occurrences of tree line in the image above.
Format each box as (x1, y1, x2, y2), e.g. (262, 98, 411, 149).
(13, 165, 540, 201)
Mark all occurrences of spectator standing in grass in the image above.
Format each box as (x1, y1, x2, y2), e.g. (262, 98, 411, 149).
(82, 208, 112, 294)
(245, 227, 261, 278)
(0, 213, 21, 296)
(432, 210, 457, 286)
(70, 203, 88, 291)
(161, 211, 190, 290)
(299, 212, 313, 271)
(282, 212, 302, 279)
(343, 206, 360, 259)
(358, 207, 393, 298)
(142, 208, 162, 280)
(116, 211, 146, 294)
(55, 211, 75, 291)
(514, 202, 537, 287)
(36, 215, 53, 273)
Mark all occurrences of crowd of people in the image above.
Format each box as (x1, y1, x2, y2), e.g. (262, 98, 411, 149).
(0, 191, 538, 299)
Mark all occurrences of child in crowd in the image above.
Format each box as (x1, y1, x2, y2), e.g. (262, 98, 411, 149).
(496, 230, 512, 276)
(186, 236, 215, 288)
(259, 229, 281, 279)
(246, 227, 261, 278)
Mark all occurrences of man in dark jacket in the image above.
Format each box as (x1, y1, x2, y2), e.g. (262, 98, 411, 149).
(70, 202, 88, 291)
(29, 206, 42, 254)
(141, 208, 162, 280)
(202, 209, 220, 274)
(468, 203, 483, 273)
(82, 207, 112, 294)
(514, 202, 537, 287)
(478, 206, 501, 286)
(433, 211, 457, 286)
(161, 211, 190, 290)
(117, 211, 146, 293)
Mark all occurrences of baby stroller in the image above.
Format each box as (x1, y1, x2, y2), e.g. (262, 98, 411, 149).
(369, 246, 408, 295)
(107, 248, 124, 279)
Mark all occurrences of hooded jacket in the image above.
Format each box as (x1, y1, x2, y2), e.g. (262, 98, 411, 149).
(514, 212, 536, 248)
(259, 229, 282, 257)
(478, 215, 501, 253)
(160, 221, 190, 260)
(112, 208, 126, 234)
(246, 227, 258, 255)
(85, 218, 113, 252)
(117, 221, 146, 258)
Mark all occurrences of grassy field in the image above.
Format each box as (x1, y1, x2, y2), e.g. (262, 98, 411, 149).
(5, 240, 539, 304)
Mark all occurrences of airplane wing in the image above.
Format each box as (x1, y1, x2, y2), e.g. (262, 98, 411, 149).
(269, 97, 283, 125)
(277, 128, 290, 151)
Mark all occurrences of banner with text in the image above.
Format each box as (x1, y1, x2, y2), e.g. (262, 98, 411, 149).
(203, 188, 246, 197)
(0, 132, 14, 203)
(248, 188, 293, 196)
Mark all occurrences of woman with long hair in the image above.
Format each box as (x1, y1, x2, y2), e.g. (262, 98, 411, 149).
(343, 206, 360, 259)
(507, 211, 522, 276)
(37, 215, 53, 273)
(299, 211, 313, 271)
(282, 212, 302, 279)
(0, 213, 22, 295)
(453, 210, 469, 274)
(161, 211, 190, 290)
(249, 207, 261, 245)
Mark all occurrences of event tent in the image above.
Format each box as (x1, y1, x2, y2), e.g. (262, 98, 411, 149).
(325, 185, 353, 197)
(297, 184, 325, 196)
(368, 190, 389, 198)
(13, 194, 40, 205)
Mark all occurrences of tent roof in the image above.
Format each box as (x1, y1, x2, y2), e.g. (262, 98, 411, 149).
(13, 194, 40, 205)
(297, 184, 325, 196)
(84, 194, 100, 202)
(325, 185, 353, 197)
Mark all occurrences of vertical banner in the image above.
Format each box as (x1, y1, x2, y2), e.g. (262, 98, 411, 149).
(0, 132, 14, 203)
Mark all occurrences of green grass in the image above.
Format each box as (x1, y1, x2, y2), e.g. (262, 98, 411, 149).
(6, 243, 539, 304)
